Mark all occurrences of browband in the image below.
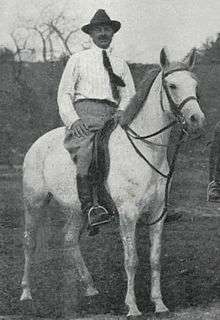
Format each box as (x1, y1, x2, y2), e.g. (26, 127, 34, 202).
(162, 67, 190, 79)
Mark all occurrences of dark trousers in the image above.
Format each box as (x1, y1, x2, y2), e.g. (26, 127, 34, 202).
(209, 121, 220, 183)
(64, 99, 116, 177)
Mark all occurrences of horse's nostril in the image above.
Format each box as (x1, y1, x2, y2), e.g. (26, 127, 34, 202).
(190, 114, 197, 122)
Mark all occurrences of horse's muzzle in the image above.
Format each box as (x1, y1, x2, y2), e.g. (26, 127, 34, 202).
(186, 111, 206, 134)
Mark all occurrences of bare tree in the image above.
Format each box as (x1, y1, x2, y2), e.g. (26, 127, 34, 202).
(9, 1, 82, 62)
(10, 13, 48, 62)
(29, 25, 48, 62)
(47, 32, 55, 61)
(9, 29, 31, 80)
(43, 11, 79, 56)
(10, 29, 29, 62)
(17, 2, 81, 59)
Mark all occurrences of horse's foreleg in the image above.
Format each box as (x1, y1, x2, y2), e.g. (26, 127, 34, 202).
(63, 208, 98, 297)
(149, 205, 169, 314)
(119, 203, 141, 317)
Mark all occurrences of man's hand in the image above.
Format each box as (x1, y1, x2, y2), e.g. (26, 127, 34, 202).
(70, 119, 90, 137)
(113, 110, 126, 128)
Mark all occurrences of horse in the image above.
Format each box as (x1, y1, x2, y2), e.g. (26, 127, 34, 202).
(20, 48, 205, 317)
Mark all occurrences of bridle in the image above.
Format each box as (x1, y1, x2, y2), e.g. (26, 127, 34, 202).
(124, 67, 200, 226)
(126, 68, 199, 142)
(161, 68, 199, 121)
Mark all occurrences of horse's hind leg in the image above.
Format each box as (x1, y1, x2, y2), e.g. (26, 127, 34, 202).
(149, 202, 169, 314)
(73, 245, 99, 296)
(62, 207, 98, 297)
(20, 191, 51, 301)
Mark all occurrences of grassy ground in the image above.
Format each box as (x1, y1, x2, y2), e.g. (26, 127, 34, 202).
(0, 169, 219, 319)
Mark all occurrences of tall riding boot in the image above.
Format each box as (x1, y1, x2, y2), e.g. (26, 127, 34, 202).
(76, 174, 99, 236)
(76, 175, 112, 235)
(76, 174, 93, 215)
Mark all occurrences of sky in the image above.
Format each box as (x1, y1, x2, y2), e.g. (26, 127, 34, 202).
(0, 0, 220, 63)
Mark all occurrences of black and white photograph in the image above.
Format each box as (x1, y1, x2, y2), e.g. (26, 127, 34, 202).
(0, 0, 219, 319)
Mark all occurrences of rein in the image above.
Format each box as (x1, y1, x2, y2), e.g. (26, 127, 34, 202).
(124, 68, 199, 226)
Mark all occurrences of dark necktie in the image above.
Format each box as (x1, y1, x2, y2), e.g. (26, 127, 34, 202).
(102, 50, 125, 100)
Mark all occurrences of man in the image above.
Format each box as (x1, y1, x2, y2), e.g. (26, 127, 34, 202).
(57, 9, 135, 234)
(207, 121, 220, 202)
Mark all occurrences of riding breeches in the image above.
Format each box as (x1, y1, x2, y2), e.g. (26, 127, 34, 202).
(64, 99, 116, 177)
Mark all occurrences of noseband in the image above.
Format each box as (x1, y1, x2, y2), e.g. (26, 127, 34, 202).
(161, 68, 199, 122)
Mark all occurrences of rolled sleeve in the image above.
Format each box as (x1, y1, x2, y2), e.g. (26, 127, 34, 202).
(57, 55, 80, 128)
(118, 62, 136, 111)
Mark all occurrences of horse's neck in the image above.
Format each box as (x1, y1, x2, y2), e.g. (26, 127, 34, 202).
(131, 72, 170, 145)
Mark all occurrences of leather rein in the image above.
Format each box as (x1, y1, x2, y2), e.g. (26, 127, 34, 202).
(124, 67, 199, 226)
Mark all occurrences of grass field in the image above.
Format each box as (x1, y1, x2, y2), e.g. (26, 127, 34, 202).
(0, 62, 220, 319)
(0, 169, 219, 319)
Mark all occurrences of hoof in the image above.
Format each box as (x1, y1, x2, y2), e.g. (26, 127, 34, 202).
(127, 315, 143, 320)
(155, 311, 171, 318)
(127, 310, 142, 319)
(20, 289, 32, 301)
(85, 286, 99, 296)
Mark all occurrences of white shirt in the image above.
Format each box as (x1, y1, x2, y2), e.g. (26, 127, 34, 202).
(57, 45, 136, 128)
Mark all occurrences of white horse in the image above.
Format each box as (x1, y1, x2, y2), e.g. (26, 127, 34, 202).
(20, 48, 205, 317)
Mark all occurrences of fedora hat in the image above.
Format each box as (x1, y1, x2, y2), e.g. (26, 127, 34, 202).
(81, 9, 121, 34)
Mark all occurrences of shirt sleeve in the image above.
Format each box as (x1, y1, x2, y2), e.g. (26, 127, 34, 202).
(57, 55, 80, 128)
(118, 61, 136, 111)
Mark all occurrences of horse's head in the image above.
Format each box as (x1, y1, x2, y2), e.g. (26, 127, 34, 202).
(160, 48, 205, 133)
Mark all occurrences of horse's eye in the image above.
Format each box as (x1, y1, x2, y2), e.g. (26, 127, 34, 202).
(169, 83, 177, 90)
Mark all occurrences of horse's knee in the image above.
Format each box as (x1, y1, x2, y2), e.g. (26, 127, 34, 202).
(125, 252, 138, 270)
(119, 203, 140, 223)
(150, 247, 161, 270)
(64, 229, 77, 246)
(24, 231, 36, 252)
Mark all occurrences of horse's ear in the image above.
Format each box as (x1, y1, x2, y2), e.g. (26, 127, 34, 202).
(160, 47, 170, 68)
(184, 48, 196, 70)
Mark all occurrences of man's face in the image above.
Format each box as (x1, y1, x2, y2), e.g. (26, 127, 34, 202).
(90, 24, 114, 49)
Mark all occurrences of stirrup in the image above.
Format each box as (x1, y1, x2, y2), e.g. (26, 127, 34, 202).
(88, 205, 113, 227)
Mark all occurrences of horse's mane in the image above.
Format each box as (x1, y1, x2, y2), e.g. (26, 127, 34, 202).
(123, 67, 161, 126)
(123, 61, 192, 127)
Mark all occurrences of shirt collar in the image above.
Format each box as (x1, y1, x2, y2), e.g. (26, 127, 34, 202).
(91, 43, 112, 55)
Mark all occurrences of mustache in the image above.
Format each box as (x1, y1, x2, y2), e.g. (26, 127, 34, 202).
(98, 36, 109, 41)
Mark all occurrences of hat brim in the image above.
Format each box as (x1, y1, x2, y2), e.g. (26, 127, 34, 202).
(81, 20, 121, 34)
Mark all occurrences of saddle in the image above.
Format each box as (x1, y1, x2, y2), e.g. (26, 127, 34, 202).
(88, 119, 118, 216)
